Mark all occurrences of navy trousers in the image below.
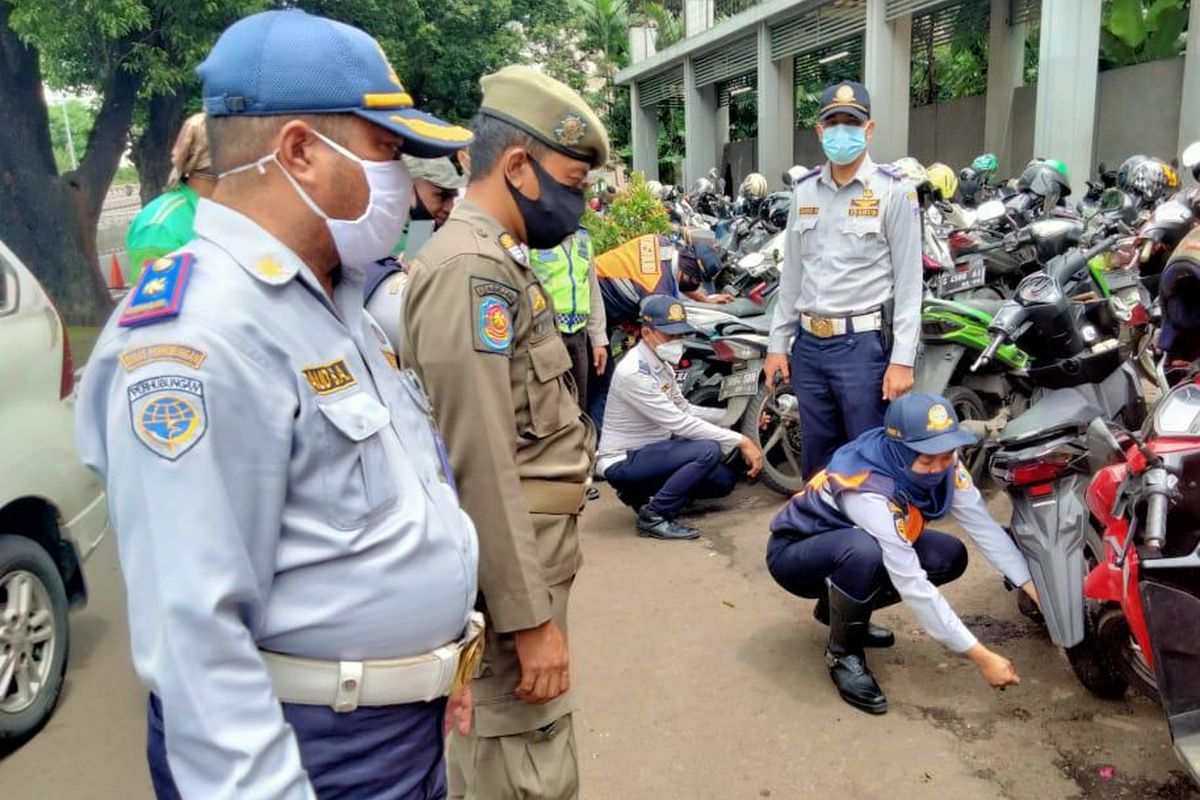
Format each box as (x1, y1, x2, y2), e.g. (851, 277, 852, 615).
(147, 693, 448, 800)
(790, 331, 889, 479)
(605, 439, 737, 519)
(766, 527, 969, 603)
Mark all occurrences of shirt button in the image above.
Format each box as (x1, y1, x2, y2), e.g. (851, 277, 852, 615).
(342, 678, 358, 692)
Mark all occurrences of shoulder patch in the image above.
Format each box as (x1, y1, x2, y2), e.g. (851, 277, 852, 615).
(301, 359, 358, 396)
(120, 343, 207, 372)
(876, 163, 904, 180)
(529, 284, 548, 315)
(796, 166, 822, 184)
(888, 500, 925, 544)
(498, 232, 529, 268)
(119, 252, 194, 328)
(954, 462, 973, 491)
(127, 375, 207, 460)
(470, 275, 516, 356)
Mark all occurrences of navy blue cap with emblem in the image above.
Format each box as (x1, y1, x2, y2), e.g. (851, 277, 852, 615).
(884, 392, 978, 455)
(198, 10, 473, 158)
(819, 81, 871, 123)
(638, 294, 696, 335)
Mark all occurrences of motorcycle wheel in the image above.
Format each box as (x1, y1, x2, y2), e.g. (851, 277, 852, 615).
(1066, 533, 1130, 700)
(944, 386, 988, 483)
(1095, 606, 1159, 700)
(740, 381, 805, 496)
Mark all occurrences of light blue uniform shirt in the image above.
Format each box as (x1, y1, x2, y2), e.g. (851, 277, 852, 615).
(769, 155, 923, 366)
(75, 199, 478, 800)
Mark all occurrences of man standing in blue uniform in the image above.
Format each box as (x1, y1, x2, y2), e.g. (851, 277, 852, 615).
(75, 11, 480, 799)
(765, 81, 922, 479)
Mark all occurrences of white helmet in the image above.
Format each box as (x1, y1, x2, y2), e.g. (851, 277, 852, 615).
(740, 172, 769, 199)
(645, 179, 665, 199)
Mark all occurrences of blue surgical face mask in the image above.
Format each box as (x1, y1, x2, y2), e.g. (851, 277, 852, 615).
(822, 124, 868, 166)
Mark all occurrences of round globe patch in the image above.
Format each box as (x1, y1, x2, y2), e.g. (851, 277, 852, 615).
(127, 375, 207, 460)
(478, 297, 512, 352)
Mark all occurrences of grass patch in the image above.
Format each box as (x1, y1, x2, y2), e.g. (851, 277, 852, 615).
(68, 325, 101, 365)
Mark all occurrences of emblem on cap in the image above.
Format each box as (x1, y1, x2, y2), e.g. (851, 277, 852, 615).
(835, 84, 855, 103)
(926, 404, 953, 432)
(667, 303, 686, 322)
(555, 114, 587, 148)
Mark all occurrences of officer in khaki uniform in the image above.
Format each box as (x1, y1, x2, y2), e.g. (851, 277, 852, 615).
(402, 66, 608, 800)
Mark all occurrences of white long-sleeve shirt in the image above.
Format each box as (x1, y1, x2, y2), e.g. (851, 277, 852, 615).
(597, 340, 742, 474)
(838, 468, 1031, 653)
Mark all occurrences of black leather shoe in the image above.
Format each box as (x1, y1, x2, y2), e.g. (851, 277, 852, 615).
(586, 486, 601, 501)
(825, 580, 888, 714)
(636, 508, 700, 540)
(813, 596, 895, 648)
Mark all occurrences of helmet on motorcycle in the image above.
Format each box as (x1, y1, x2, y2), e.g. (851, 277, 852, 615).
(958, 167, 981, 203)
(740, 172, 769, 199)
(892, 157, 928, 186)
(1018, 161, 1071, 202)
(689, 177, 714, 197)
(971, 153, 999, 180)
(645, 179, 665, 199)
(765, 193, 791, 230)
(1162, 162, 1180, 189)
(926, 162, 959, 202)
(1044, 158, 1069, 181)
(1116, 155, 1151, 195)
(1128, 158, 1171, 203)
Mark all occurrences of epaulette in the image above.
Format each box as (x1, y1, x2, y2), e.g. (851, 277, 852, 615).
(119, 252, 194, 328)
(796, 166, 822, 185)
(875, 163, 904, 180)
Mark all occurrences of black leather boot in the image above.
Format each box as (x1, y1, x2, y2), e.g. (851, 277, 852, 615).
(636, 507, 700, 540)
(824, 580, 888, 715)
(813, 595, 895, 648)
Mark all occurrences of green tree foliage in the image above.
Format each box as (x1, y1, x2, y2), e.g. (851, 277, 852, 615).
(582, 172, 672, 255)
(641, 2, 682, 49)
(1101, 0, 1188, 68)
(47, 98, 94, 172)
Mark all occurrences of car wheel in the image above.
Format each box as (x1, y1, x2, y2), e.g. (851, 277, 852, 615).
(0, 534, 69, 749)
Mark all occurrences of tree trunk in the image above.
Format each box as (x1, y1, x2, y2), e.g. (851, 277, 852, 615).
(132, 89, 190, 207)
(0, 3, 138, 325)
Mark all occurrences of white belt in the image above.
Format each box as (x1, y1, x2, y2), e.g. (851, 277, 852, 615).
(800, 310, 883, 339)
(261, 612, 485, 713)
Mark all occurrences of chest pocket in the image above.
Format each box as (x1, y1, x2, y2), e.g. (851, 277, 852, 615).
(523, 335, 577, 438)
(792, 214, 819, 255)
(841, 195, 887, 263)
(317, 391, 398, 529)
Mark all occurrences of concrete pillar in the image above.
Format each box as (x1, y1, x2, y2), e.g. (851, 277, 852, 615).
(685, 0, 714, 38)
(984, 0, 1025, 173)
(717, 104, 731, 152)
(756, 23, 793, 189)
(863, 0, 911, 163)
(629, 26, 658, 65)
(1033, 0, 1102, 186)
(1177, 0, 1200, 165)
(630, 82, 660, 181)
(684, 57, 719, 186)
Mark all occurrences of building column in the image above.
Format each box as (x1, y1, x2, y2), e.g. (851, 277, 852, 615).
(1033, 0, 1102, 186)
(984, 0, 1025, 173)
(685, 0, 714, 37)
(757, 24, 794, 188)
(684, 56, 719, 186)
(717, 104, 731, 153)
(1178, 0, 1200, 169)
(630, 82, 660, 181)
(863, 0, 911, 163)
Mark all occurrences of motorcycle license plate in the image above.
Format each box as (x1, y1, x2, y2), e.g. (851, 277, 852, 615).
(718, 369, 760, 401)
(1104, 267, 1140, 291)
(938, 262, 986, 295)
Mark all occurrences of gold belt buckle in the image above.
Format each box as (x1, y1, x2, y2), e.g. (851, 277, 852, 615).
(809, 316, 835, 338)
(450, 633, 485, 694)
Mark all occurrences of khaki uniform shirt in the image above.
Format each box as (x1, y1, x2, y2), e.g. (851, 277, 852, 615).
(402, 201, 594, 636)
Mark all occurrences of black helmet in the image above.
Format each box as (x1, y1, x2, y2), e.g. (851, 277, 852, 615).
(1018, 161, 1071, 208)
(958, 167, 980, 203)
(1116, 155, 1151, 195)
(766, 192, 791, 230)
(1128, 158, 1170, 203)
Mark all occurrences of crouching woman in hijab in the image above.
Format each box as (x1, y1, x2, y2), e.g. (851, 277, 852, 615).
(766, 392, 1040, 714)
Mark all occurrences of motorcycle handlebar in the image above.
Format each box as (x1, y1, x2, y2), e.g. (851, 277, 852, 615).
(1144, 490, 1168, 552)
(971, 334, 1005, 372)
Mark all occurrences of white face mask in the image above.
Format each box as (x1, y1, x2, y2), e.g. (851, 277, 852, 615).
(654, 339, 685, 366)
(220, 130, 413, 266)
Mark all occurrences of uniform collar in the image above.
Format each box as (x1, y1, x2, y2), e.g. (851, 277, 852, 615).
(448, 200, 531, 269)
(820, 154, 876, 191)
(636, 339, 671, 373)
(192, 199, 307, 286)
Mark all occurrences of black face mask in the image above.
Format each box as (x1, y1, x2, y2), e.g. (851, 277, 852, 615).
(411, 194, 435, 222)
(506, 155, 586, 250)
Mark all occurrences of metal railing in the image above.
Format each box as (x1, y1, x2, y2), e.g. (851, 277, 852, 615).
(716, 0, 761, 21)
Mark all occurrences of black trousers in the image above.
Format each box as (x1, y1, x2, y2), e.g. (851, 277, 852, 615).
(561, 330, 590, 411)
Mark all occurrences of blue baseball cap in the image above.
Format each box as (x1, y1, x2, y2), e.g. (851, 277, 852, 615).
(198, 10, 473, 158)
(884, 393, 978, 455)
(819, 81, 871, 122)
(638, 294, 696, 335)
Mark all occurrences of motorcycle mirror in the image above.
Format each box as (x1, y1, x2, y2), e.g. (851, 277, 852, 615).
(1085, 417, 1124, 470)
(976, 199, 1007, 223)
(1099, 187, 1126, 213)
(738, 252, 766, 270)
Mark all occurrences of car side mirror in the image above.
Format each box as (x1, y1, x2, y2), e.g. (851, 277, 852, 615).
(1086, 417, 1125, 471)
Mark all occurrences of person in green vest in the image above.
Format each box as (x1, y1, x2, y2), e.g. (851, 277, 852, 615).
(125, 112, 215, 282)
(530, 224, 609, 407)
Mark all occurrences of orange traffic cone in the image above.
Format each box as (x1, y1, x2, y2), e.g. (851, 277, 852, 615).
(109, 254, 124, 290)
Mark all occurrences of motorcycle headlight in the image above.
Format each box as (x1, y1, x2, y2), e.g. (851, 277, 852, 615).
(1017, 273, 1060, 303)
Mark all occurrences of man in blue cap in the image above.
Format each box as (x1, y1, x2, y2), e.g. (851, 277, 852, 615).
(76, 10, 482, 799)
(764, 80, 924, 480)
(765, 392, 1039, 714)
(598, 294, 763, 539)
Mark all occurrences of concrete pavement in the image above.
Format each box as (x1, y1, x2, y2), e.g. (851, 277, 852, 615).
(1, 483, 1196, 799)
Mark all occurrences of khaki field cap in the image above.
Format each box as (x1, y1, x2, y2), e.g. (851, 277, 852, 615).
(402, 156, 466, 189)
(479, 65, 610, 169)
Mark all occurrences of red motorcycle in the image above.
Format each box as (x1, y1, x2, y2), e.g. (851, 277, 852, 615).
(1081, 370, 1200, 782)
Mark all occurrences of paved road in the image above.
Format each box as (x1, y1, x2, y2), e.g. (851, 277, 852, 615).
(2, 484, 1197, 799)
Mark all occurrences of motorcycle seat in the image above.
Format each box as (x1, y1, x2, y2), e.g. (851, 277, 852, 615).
(715, 314, 773, 336)
(998, 386, 1104, 444)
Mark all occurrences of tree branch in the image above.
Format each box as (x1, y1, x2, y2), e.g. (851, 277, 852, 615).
(0, 1, 54, 174)
(74, 40, 140, 218)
